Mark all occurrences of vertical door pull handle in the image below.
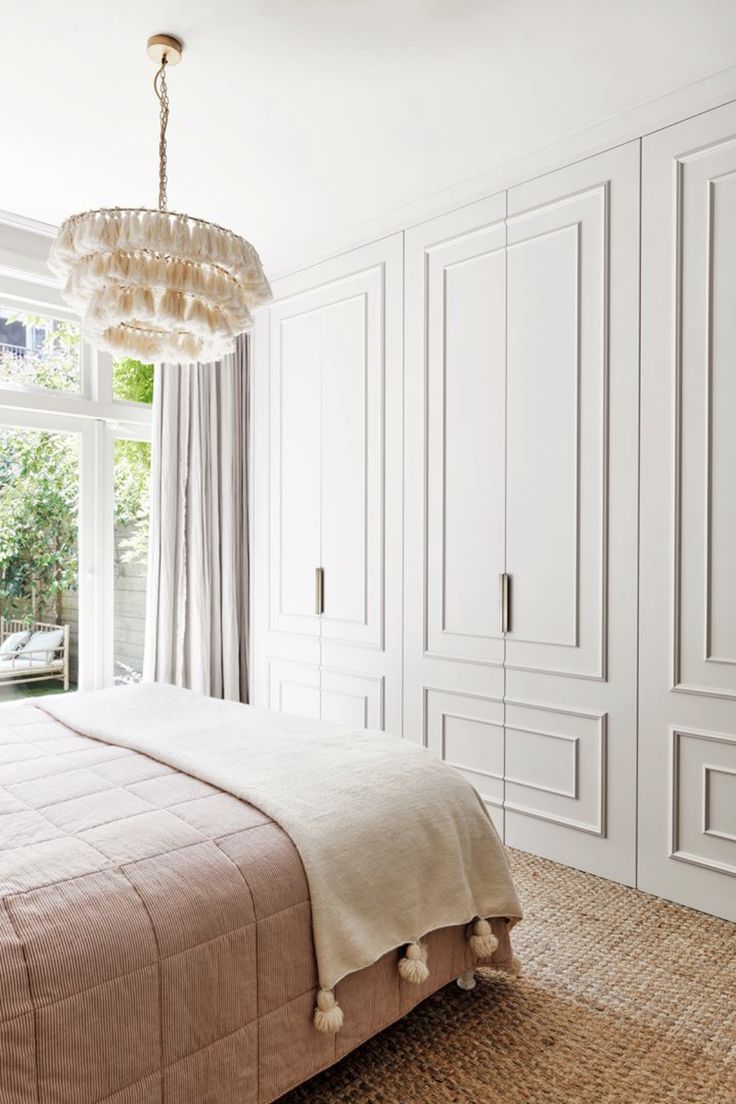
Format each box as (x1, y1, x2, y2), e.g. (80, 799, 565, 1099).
(500, 573, 510, 634)
(315, 567, 324, 615)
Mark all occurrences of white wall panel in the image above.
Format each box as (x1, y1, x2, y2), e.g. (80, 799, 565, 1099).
(640, 100, 736, 921)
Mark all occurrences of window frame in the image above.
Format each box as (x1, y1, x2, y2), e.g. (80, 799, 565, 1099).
(105, 421, 152, 686)
(0, 217, 154, 692)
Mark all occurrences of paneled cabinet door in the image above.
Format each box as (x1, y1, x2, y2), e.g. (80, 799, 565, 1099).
(318, 256, 388, 654)
(267, 285, 323, 640)
(268, 659, 321, 719)
(639, 101, 736, 922)
(316, 237, 403, 735)
(403, 193, 508, 833)
(504, 142, 640, 884)
(252, 235, 403, 734)
(268, 258, 387, 648)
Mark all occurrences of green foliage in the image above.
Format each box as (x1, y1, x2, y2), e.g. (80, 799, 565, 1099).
(114, 438, 151, 566)
(0, 315, 80, 392)
(0, 426, 79, 619)
(0, 318, 153, 619)
(113, 358, 154, 404)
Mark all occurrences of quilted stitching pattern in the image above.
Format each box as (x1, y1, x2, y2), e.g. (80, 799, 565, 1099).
(0, 702, 497, 1104)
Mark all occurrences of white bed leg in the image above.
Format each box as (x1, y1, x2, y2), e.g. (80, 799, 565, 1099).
(456, 969, 476, 990)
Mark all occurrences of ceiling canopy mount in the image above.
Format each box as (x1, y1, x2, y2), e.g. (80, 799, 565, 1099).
(146, 33, 183, 67)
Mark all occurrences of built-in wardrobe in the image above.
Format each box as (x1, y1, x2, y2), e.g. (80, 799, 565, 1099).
(252, 98, 736, 923)
(251, 236, 404, 735)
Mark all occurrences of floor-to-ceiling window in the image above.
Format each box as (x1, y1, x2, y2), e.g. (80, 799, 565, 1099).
(0, 218, 154, 699)
(0, 415, 80, 699)
(112, 433, 151, 684)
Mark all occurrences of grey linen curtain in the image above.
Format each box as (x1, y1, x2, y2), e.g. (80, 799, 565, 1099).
(143, 335, 250, 701)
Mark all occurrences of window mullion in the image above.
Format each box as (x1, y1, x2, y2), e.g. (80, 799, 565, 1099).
(77, 419, 114, 690)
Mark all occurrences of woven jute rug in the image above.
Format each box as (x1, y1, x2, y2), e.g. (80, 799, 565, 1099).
(283, 849, 736, 1104)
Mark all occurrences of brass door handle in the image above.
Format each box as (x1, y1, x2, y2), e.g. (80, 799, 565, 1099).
(315, 567, 324, 615)
(499, 573, 510, 634)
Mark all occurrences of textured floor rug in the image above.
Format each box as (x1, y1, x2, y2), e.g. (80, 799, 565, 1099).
(282, 849, 736, 1104)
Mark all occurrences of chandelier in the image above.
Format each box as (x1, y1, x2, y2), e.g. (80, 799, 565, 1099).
(49, 34, 271, 365)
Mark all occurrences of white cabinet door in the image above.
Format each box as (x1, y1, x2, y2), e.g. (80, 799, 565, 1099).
(251, 271, 323, 709)
(267, 287, 323, 640)
(320, 669, 385, 730)
(404, 194, 508, 830)
(252, 236, 403, 734)
(319, 266, 384, 652)
(505, 163, 607, 679)
(424, 687, 505, 835)
(268, 659, 321, 719)
(639, 102, 736, 922)
(504, 143, 640, 884)
(423, 212, 507, 668)
(317, 237, 403, 735)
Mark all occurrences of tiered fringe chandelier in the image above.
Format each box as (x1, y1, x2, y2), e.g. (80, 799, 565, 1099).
(49, 34, 271, 365)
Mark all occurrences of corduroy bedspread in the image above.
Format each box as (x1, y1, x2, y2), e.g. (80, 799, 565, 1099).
(0, 700, 516, 1104)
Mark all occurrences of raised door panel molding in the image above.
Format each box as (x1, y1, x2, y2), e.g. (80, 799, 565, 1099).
(505, 182, 607, 679)
(320, 669, 385, 730)
(501, 141, 638, 886)
(504, 700, 607, 836)
(424, 687, 504, 834)
(671, 727, 736, 877)
(425, 221, 507, 666)
(639, 100, 736, 922)
(675, 136, 736, 698)
(404, 193, 507, 689)
(268, 288, 323, 639)
(268, 658, 321, 719)
(258, 235, 403, 733)
(320, 266, 384, 651)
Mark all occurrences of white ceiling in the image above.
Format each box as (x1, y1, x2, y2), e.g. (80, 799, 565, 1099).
(3, 0, 736, 274)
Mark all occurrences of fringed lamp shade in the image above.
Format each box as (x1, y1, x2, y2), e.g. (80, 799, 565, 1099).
(49, 34, 271, 366)
(49, 208, 271, 364)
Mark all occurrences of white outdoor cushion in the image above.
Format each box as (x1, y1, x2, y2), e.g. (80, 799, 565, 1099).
(0, 656, 63, 672)
(19, 629, 64, 661)
(0, 630, 30, 655)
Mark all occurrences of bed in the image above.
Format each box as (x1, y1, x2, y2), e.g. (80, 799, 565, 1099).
(0, 687, 520, 1104)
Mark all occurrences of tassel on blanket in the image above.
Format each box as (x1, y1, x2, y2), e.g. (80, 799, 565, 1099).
(469, 918, 499, 958)
(313, 988, 344, 1034)
(398, 941, 429, 984)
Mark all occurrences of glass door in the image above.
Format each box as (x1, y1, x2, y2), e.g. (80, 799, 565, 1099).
(0, 410, 92, 700)
(111, 429, 151, 684)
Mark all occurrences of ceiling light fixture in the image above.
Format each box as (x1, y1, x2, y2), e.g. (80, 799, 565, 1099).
(49, 33, 271, 365)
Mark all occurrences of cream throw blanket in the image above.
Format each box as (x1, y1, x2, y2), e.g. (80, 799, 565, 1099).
(40, 684, 521, 994)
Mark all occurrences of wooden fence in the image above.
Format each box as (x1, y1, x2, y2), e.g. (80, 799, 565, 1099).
(61, 558, 147, 684)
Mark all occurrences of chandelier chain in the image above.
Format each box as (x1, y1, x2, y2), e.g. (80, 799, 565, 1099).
(154, 57, 170, 211)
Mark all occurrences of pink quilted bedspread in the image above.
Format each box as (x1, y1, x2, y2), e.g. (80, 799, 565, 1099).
(0, 701, 513, 1104)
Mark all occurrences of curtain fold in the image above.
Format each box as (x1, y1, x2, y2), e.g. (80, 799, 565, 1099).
(143, 335, 249, 701)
